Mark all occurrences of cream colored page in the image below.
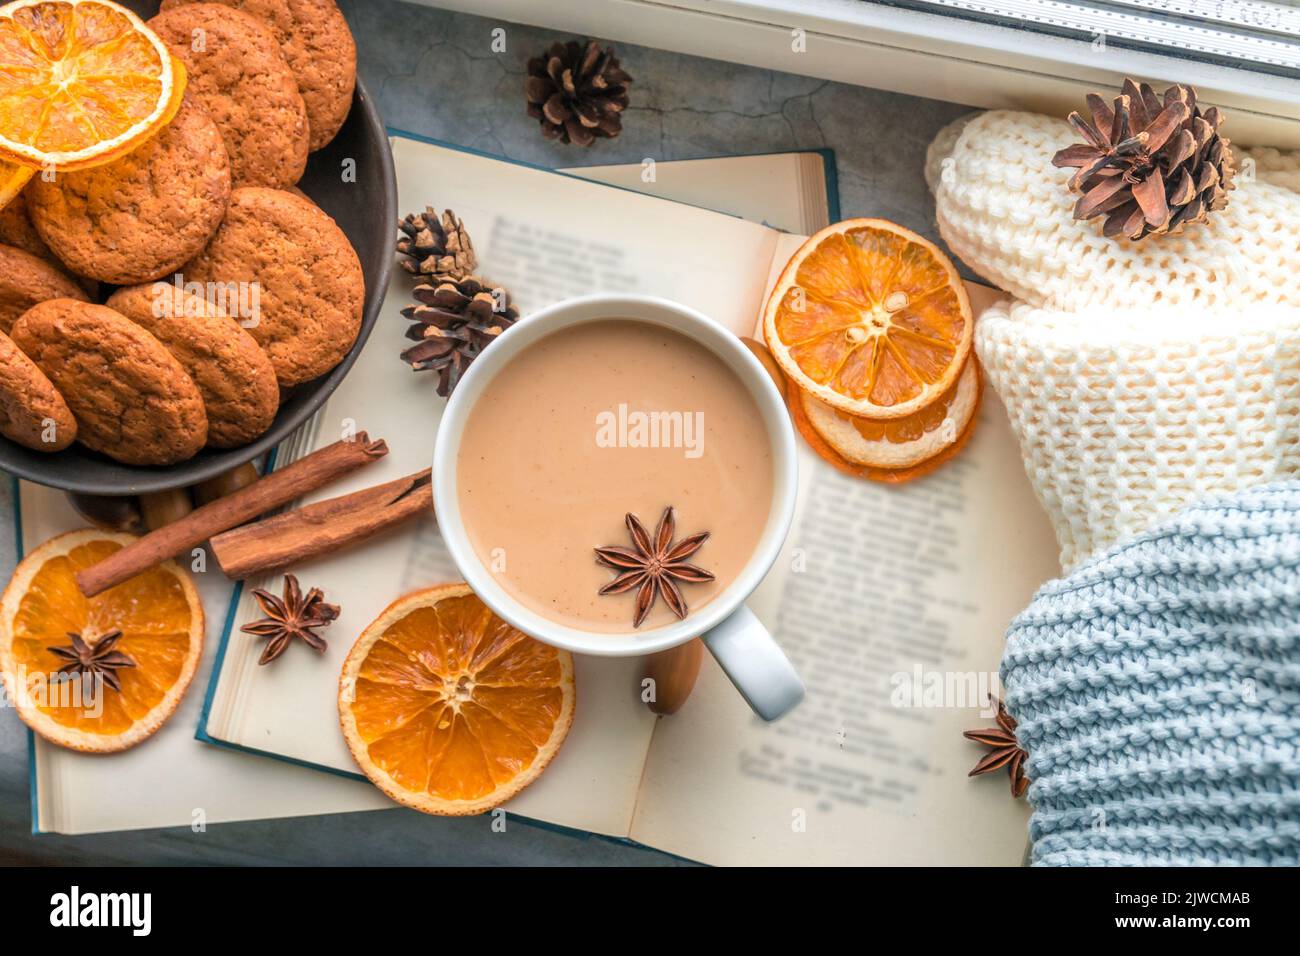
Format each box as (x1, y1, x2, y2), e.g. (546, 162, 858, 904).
(209, 139, 787, 837)
(756, 232, 811, 335)
(567, 153, 822, 235)
(630, 403, 1059, 862)
(24, 485, 389, 835)
(417, 140, 780, 335)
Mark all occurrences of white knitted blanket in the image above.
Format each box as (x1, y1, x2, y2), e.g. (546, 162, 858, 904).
(926, 111, 1300, 570)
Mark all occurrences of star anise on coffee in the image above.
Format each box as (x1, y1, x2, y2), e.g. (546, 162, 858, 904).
(47, 630, 135, 693)
(595, 507, 714, 628)
(963, 696, 1029, 798)
(241, 574, 340, 666)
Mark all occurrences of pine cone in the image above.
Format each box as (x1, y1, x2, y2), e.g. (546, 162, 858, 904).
(525, 40, 631, 147)
(400, 276, 520, 397)
(396, 207, 476, 279)
(1052, 79, 1235, 241)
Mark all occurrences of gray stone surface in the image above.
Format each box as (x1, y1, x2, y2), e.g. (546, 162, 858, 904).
(0, 0, 972, 865)
(348, 0, 972, 257)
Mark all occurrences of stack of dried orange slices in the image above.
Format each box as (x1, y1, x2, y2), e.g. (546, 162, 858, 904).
(762, 218, 982, 483)
(0, 0, 187, 211)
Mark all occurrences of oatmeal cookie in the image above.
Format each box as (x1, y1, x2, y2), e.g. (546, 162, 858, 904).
(0, 244, 89, 335)
(0, 189, 53, 262)
(160, 0, 356, 151)
(28, 98, 232, 285)
(108, 282, 279, 448)
(11, 300, 209, 465)
(0, 329, 75, 452)
(149, 4, 309, 189)
(181, 187, 363, 387)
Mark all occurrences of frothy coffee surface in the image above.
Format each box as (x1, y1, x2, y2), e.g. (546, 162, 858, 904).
(457, 320, 774, 633)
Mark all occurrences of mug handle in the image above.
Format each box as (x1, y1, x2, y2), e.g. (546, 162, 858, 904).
(701, 606, 805, 721)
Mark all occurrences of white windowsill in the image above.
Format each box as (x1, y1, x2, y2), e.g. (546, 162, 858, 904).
(407, 0, 1300, 147)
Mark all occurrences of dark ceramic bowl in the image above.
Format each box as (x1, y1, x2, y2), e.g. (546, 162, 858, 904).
(0, 0, 396, 496)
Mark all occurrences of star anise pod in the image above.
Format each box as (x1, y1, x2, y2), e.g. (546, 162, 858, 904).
(47, 630, 135, 693)
(1051, 79, 1235, 240)
(963, 696, 1029, 798)
(241, 574, 340, 666)
(595, 507, 714, 628)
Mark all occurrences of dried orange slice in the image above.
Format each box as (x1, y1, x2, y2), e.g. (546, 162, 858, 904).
(0, 529, 204, 752)
(802, 357, 982, 471)
(0, 155, 31, 210)
(0, 0, 185, 171)
(789, 361, 982, 484)
(740, 335, 787, 400)
(339, 584, 575, 816)
(764, 218, 972, 419)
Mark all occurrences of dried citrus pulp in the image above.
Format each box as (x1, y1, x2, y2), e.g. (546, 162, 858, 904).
(0, 0, 186, 172)
(0, 529, 204, 752)
(763, 218, 981, 481)
(791, 357, 982, 482)
(339, 584, 575, 816)
(0, 155, 31, 210)
(765, 218, 972, 418)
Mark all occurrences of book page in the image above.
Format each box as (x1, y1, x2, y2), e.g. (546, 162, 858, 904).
(22, 484, 389, 835)
(761, 232, 813, 313)
(568, 152, 829, 235)
(206, 138, 791, 839)
(630, 279, 1059, 863)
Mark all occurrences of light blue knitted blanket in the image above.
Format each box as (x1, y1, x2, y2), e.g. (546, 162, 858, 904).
(1001, 482, 1300, 866)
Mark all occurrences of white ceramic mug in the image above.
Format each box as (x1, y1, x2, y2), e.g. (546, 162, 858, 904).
(432, 294, 805, 720)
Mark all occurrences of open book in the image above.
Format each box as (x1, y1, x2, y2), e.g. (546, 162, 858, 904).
(201, 136, 1059, 864)
(22, 145, 837, 837)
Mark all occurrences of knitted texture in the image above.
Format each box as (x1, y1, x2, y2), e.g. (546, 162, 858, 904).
(926, 110, 1300, 569)
(1001, 482, 1300, 866)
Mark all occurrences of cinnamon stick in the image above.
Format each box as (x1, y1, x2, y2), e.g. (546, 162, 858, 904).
(75, 435, 389, 597)
(210, 469, 433, 580)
